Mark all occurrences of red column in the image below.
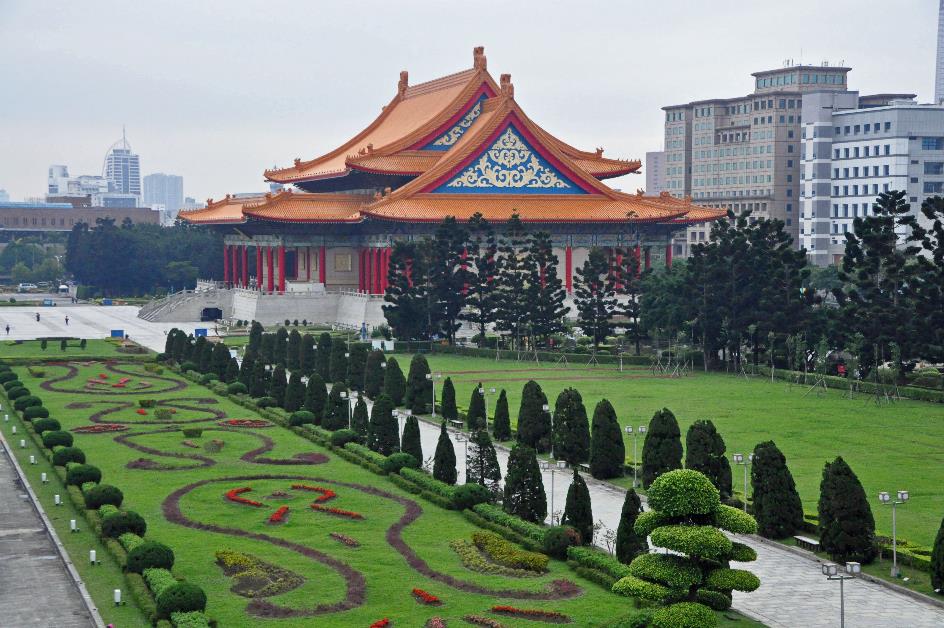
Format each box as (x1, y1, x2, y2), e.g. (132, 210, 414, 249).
(266, 246, 274, 292)
(319, 246, 327, 285)
(382, 248, 390, 294)
(256, 246, 263, 290)
(232, 245, 239, 287)
(565, 246, 573, 293)
(242, 245, 248, 287)
(666, 242, 673, 268)
(644, 247, 651, 271)
(278, 245, 286, 293)
(615, 250, 623, 290)
(223, 244, 230, 284)
(306, 247, 311, 282)
(358, 249, 365, 292)
(374, 249, 382, 294)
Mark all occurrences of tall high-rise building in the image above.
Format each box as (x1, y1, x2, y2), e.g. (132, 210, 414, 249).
(0, 189, 9, 202)
(662, 64, 853, 256)
(645, 151, 665, 193)
(143, 173, 184, 216)
(103, 129, 141, 200)
(936, 0, 944, 103)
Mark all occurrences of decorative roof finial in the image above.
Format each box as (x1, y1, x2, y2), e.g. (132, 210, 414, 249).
(595, 147, 604, 158)
(500, 73, 514, 99)
(398, 71, 409, 97)
(293, 157, 301, 169)
(473, 46, 487, 70)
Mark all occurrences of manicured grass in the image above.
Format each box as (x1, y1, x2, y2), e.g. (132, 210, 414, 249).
(0, 338, 147, 359)
(8, 361, 719, 627)
(401, 353, 944, 547)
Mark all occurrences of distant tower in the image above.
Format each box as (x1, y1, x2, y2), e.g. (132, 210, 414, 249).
(103, 126, 141, 198)
(937, 0, 944, 103)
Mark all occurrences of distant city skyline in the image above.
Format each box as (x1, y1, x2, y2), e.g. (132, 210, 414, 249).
(0, 1, 936, 201)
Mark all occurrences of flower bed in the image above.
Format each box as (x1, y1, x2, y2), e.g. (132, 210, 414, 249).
(136, 408, 147, 415)
(215, 549, 304, 598)
(472, 532, 548, 573)
(412, 587, 441, 606)
(72, 423, 128, 433)
(268, 506, 289, 524)
(370, 619, 391, 628)
(464, 616, 505, 627)
(219, 418, 272, 428)
(449, 540, 539, 578)
(310, 504, 363, 520)
(490, 606, 571, 623)
(292, 484, 337, 503)
(329, 532, 360, 547)
(425, 618, 447, 628)
(225, 487, 264, 508)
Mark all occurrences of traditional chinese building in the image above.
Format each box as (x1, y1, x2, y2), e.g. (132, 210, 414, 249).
(169, 47, 721, 326)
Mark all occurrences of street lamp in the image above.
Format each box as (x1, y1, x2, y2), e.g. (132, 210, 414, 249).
(349, 391, 359, 429)
(540, 459, 568, 525)
(624, 425, 647, 488)
(822, 561, 860, 628)
(455, 432, 469, 482)
(426, 372, 442, 418)
(732, 453, 754, 512)
(399, 408, 412, 438)
(339, 391, 349, 428)
(878, 490, 909, 578)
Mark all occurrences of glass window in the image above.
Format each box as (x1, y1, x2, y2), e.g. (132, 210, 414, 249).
(924, 181, 944, 193)
(925, 162, 944, 174)
(884, 122, 891, 131)
(922, 137, 944, 150)
(335, 253, 352, 272)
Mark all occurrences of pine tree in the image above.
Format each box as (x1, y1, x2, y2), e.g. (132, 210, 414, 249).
(286, 329, 302, 370)
(818, 456, 877, 563)
(466, 382, 486, 431)
(383, 240, 433, 341)
(364, 350, 386, 398)
(274, 327, 289, 366)
(347, 343, 368, 390)
(268, 365, 287, 406)
(516, 380, 551, 453)
(528, 230, 569, 342)
(615, 489, 647, 564)
(322, 383, 349, 431)
(249, 359, 268, 397)
(164, 328, 178, 356)
(405, 353, 432, 414)
(316, 332, 332, 380)
(304, 373, 328, 423)
(503, 444, 547, 523)
(351, 396, 369, 441)
(589, 399, 625, 480)
(684, 420, 732, 498)
(574, 247, 616, 349)
(615, 245, 645, 355)
(433, 421, 458, 485)
(368, 393, 399, 455)
(224, 357, 239, 384)
(562, 469, 593, 545)
(493, 214, 535, 349)
(903, 196, 944, 363)
(383, 357, 406, 406)
(441, 377, 458, 421)
(751, 441, 804, 539)
(401, 414, 423, 464)
(641, 408, 683, 488)
(931, 516, 944, 592)
(460, 213, 499, 346)
(428, 216, 470, 344)
(552, 388, 590, 464)
(329, 339, 348, 383)
(300, 333, 316, 375)
(211, 342, 230, 379)
(492, 389, 511, 441)
(246, 321, 263, 360)
(283, 371, 305, 412)
(466, 429, 501, 494)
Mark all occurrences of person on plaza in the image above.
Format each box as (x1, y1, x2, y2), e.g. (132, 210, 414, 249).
(65, 315, 69, 326)
(36, 312, 40, 322)
(4, 324, 9, 335)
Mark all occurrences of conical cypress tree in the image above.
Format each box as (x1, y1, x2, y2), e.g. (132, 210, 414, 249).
(405, 354, 432, 413)
(552, 388, 590, 464)
(164, 329, 178, 356)
(246, 321, 263, 359)
(283, 371, 305, 412)
(268, 365, 287, 406)
(300, 333, 316, 375)
(467, 429, 501, 493)
(685, 420, 733, 498)
(212, 342, 230, 379)
(818, 456, 877, 563)
(239, 354, 255, 387)
(258, 333, 274, 365)
(173, 331, 190, 362)
(199, 341, 213, 373)
(441, 377, 458, 421)
(503, 444, 547, 523)
(492, 389, 511, 441)
(329, 341, 348, 383)
(224, 357, 240, 384)
(401, 414, 423, 464)
(274, 327, 289, 366)
(931, 516, 944, 592)
(641, 407, 683, 488)
(316, 332, 332, 380)
(368, 393, 399, 455)
(322, 383, 349, 431)
(249, 360, 268, 397)
(347, 343, 368, 391)
(383, 357, 406, 406)
(466, 382, 486, 431)
(364, 350, 386, 398)
(351, 397, 369, 441)
(433, 422, 458, 485)
(303, 373, 328, 422)
(562, 469, 594, 545)
(516, 380, 551, 452)
(286, 329, 301, 370)
(615, 489, 647, 564)
(751, 441, 804, 539)
(589, 398, 625, 479)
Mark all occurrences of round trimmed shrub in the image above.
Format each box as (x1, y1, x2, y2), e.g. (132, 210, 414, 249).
(288, 410, 315, 426)
(382, 452, 419, 474)
(84, 484, 124, 510)
(628, 553, 702, 589)
(226, 382, 247, 395)
(7, 387, 29, 400)
(3, 378, 23, 390)
(651, 602, 716, 628)
(729, 541, 757, 562)
(33, 417, 61, 434)
(66, 463, 101, 486)
(543, 525, 580, 559)
(634, 511, 670, 537)
(14, 395, 42, 411)
(23, 406, 50, 420)
(612, 574, 670, 601)
(329, 428, 360, 447)
(647, 469, 720, 517)
(649, 525, 732, 561)
(705, 567, 760, 592)
(451, 483, 493, 510)
(255, 396, 277, 408)
(42, 430, 74, 449)
(180, 361, 198, 373)
(101, 510, 147, 538)
(0, 371, 18, 384)
(53, 446, 85, 466)
(126, 541, 174, 573)
(696, 589, 732, 611)
(156, 582, 207, 618)
(199, 373, 218, 385)
(713, 504, 757, 535)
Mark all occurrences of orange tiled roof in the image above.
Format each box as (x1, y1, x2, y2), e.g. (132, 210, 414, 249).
(346, 151, 442, 175)
(177, 195, 263, 224)
(241, 190, 368, 223)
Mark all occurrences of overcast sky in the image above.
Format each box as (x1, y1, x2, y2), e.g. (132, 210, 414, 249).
(0, 0, 937, 201)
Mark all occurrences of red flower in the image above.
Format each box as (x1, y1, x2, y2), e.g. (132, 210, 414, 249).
(118, 377, 131, 384)
(219, 418, 270, 428)
(369, 619, 390, 628)
(411, 587, 441, 605)
(71, 423, 128, 433)
(268, 506, 289, 524)
(136, 408, 147, 415)
(98, 374, 108, 379)
(225, 487, 265, 508)
(292, 484, 336, 502)
(310, 504, 363, 519)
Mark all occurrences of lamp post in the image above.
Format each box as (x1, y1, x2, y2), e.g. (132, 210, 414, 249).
(624, 425, 647, 488)
(822, 561, 860, 628)
(349, 391, 359, 429)
(732, 453, 754, 512)
(540, 460, 568, 525)
(455, 432, 469, 482)
(478, 386, 496, 430)
(399, 408, 412, 439)
(339, 391, 349, 428)
(426, 372, 442, 418)
(878, 490, 909, 578)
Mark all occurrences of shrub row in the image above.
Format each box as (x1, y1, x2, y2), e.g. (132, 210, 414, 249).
(472, 531, 549, 572)
(757, 365, 944, 403)
(566, 546, 632, 581)
(471, 504, 548, 546)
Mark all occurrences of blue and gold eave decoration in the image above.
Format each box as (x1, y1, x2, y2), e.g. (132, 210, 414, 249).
(421, 94, 488, 151)
(433, 123, 588, 195)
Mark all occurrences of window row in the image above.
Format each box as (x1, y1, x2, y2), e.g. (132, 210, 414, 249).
(835, 121, 892, 136)
(834, 144, 892, 159)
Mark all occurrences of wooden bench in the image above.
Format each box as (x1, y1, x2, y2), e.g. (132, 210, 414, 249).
(794, 535, 821, 552)
(448, 419, 464, 430)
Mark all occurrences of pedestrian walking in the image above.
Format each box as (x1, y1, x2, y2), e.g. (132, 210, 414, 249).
(65, 315, 69, 326)
(4, 324, 9, 335)
(36, 312, 40, 322)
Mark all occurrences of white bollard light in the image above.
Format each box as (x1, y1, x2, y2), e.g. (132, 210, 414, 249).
(29, 455, 36, 465)
(41, 472, 48, 483)
(19, 439, 25, 448)
(4, 413, 8, 421)
(89, 549, 96, 564)
(54, 494, 61, 506)
(70, 519, 78, 533)
(114, 589, 122, 606)
(11, 425, 17, 434)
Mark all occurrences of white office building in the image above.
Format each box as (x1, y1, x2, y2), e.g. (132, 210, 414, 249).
(645, 151, 665, 194)
(144, 173, 184, 217)
(103, 130, 141, 202)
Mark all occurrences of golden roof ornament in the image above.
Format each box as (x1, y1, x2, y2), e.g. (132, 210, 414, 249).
(473, 46, 487, 70)
(500, 74, 514, 99)
(398, 71, 409, 97)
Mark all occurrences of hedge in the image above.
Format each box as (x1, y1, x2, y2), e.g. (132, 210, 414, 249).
(14, 395, 42, 410)
(627, 553, 702, 590)
(649, 525, 732, 561)
(472, 531, 549, 572)
(704, 567, 760, 592)
(32, 417, 61, 434)
(566, 546, 632, 580)
(23, 406, 50, 420)
(381, 452, 419, 474)
(53, 446, 85, 466)
(84, 484, 124, 509)
(651, 602, 717, 628)
(143, 568, 178, 598)
(472, 503, 548, 545)
(156, 582, 207, 618)
(344, 442, 389, 470)
(452, 484, 493, 511)
(399, 468, 457, 501)
(127, 541, 175, 574)
(757, 365, 944, 403)
(170, 611, 211, 628)
(101, 510, 147, 538)
(42, 430, 74, 449)
(66, 463, 101, 486)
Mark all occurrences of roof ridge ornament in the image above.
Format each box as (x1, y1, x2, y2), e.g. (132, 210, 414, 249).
(595, 147, 604, 158)
(500, 73, 514, 99)
(473, 46, 487, 70)
(294, 157, 302, 169)
(398, 71, 409, 97)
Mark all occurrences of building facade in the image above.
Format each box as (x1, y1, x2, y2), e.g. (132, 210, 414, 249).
(645, 151, 665, 194)
(937, 0, 944, 103)
(662, 64, 852, 257)
(103, 131, 141, 202)
(0, 201, 159, 240)
(144, 173, 184, 216)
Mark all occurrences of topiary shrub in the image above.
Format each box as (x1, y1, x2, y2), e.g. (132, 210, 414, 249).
(138, 399, 157, 408)
(181, 428, 203, 438)
(647, 469, 719, 517)
(330, 429, 360, 447)
(126, 541, 175, 573)
(8, 387, 30, 400)
(382, 452, 419, 475)
(289, 410, 315, 426)
(14, 395, 42, 411)
(180, 361, 198, 373)
(0, 371, 18, 384)
(84, 484, 124, 509)
(66, 463, 101, 486)
(651, 602, 717, 628)
(33, 417, 61, 434)
(154, 408, 173, 421)
(156, 582, 207, 618)
(543, 525, 579, 560)
(101, 510, 147, 538)
(452, 483, 493, 511)
(42, 430, 74, 449)
(226, 382, 247, 395)
(3, 379, 24, 391)
(53, 446, 85, 466)
(255, 396, 277, 408)
(23, 406, 50, 420)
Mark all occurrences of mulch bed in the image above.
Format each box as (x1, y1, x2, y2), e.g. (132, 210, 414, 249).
(71, 423, 128, 433)
(490, 606, 571, 623)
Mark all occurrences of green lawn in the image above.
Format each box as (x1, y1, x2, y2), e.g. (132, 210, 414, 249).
(402, 353, 944, 547)
(4, 360, 755, 627)
(0, 338, 148, 359)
